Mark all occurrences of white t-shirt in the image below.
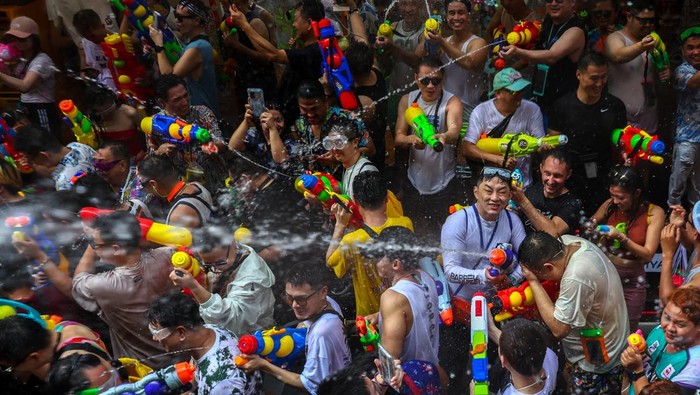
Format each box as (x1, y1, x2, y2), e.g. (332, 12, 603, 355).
(81, 38, 115, 90)
(299, 309, 352, 394)
(466, 99, 544, 188)
(46, 0, 118, 47)
(501, 348, 558, 395)
(554, 235, 629, 374)
(15, 53, 55, 104)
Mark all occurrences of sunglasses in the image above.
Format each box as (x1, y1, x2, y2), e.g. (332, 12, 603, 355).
(592, 10, 612, 18)
(174, 12, 196, 21)
(481, 166, 512, 182)
(631, 14, 656, 25)
(418, 77, 443, 86)
(544, 0, 565, 4)
(322, 134, 350, 151)
(283, 288, 321, 306)
(92, 158, 123, 173)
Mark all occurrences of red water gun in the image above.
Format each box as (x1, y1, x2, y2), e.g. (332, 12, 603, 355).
(101, 33, 153, 101)
(506, 21, 542, 48)
(295, 172, 363, 228)
(611, 125, 665, 165)
(491, 280, 559, 322)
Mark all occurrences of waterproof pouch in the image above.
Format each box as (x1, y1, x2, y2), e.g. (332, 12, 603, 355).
(579, 328, 610, 366)
(642, 80, 656, 107)
(533, 64, 549, 97)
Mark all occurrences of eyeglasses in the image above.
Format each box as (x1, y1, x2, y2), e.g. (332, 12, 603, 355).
(322, 134, 349, 150)
(481, 166, 512, 182)
(174, 12, 196, 21)
(283, 289, 321, 306)
(87, 238, 109, 250)
(199, 244, 232, 270)
(592, 10, 612, 18)
(544, 0, 565, 4)
(631, 14, 656, 25)
(148, 323, 174, 341)
(91, 158, 123, 173)
(418, 77, 443, 86)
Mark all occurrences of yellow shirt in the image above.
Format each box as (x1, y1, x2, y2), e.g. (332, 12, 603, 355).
(327, 216, 414, 316)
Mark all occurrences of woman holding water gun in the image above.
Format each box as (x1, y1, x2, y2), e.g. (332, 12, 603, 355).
(0, 17, 61, 139)
(590, 166, 663, 331)
(86, 88, 146, 159)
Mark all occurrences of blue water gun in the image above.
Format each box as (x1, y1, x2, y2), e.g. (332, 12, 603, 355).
(418, 257, 453, 325)
(235, 326, 308, 368)
(488, 242, 516, 277)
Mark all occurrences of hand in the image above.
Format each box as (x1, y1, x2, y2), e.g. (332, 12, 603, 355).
(373, 358, 404, 390)
(669, 205, 687, 228)
(228, 5, 247, 27)
(602, 225, 622, 240)
(425, 30, 443, 45)
(640, 35, 656, 52)
(243, 104, 255, 126)
(511, 182, 526, 204)
(503, 156, 517, 170)
(331, 202, 352, 227)
(169, 269, 199, 290)
(260, 111, 274, 133)
(319, 71, 333, 95)
(155, 143, 177, 156)
(375, 36, 393, 52)
(620, 345, 644, 372)
(365, 312, 379, 326)
(537, 142, 555, 153)
(11, 233, 45, 261)
(485, 267, 508, 287)
(521, 264, 539, 283)
(239, 353, 268, 373)
(148, 25, 164, 47)
(658, 67, 671, 82)
(500, 45, 519, 59)
(223, 29, 241, 47)
(409, 135, 426, 150)
(660, 224, 681, 254)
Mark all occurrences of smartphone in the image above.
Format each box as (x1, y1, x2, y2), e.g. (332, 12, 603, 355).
(247, 88, 265, 117)
(377, 344, 396, 383)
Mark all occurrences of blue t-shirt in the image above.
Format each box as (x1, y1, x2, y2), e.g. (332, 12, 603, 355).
(674, 61, 700, 143)
(184, 39, 220, 117)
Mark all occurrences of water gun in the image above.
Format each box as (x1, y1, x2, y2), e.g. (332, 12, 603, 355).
(59, 100, 98, 149)
(79, 207, 193, 248)
(471, 292, 489, 395)
(294, 172, 363, 228)
(649, 32, 669, 78)
(596, 222, 627, 249)
(356, 316, 380, 351)
(506, 21, 542, 48)
(476, 133, 568, 157)
(111, 0, 182, 65)
(312, 18, 359, 111)
(405, 103, 444, 152)
(0, 42, 19, 72)
(219, 15, 238, 35)
(507, 169, 523, 210)
(0, 117, 31, 173)
(6, 215, 60, 288)
(490, 25, 506, 71)
(94, 361, 195, 395)
(449, 203, 467, 214)
(628, 329, 646, 353)
(171, 251, 207, 287)
(234, 326, 307, 368)
(488, 242, 516, 277)
(140, 114, 215, 151)
(418, 257, 453, 325)
(423, 17, 441, 55)
(101, 33, 153, 101)
(491, 280, 560, 322)
(41, 314, 63, 330)
(611, 125, 665, 165)
(0, 298, 46, 327)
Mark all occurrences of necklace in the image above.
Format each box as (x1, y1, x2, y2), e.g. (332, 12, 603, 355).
(512, 374, 545, 392)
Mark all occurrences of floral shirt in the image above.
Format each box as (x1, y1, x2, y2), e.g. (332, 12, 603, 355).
(53, 142, 95, 190)
(674, 61, 700, 143)
(195, 326, 263, 395)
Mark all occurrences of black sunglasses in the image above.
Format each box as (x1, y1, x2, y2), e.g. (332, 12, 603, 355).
(631, 14, 656, 25)
(174, 12, 196, 21)
(419, 77, 443, 86)
(545, 0, 565, 4)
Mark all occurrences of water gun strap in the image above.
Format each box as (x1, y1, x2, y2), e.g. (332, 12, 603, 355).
(501, 134, 518, 168)
(629, 132, 646, 159)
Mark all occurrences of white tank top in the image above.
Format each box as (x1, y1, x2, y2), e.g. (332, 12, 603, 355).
(440, 34, 485, 108)
(380, 270, 440, 365)
(407, 89, 456, 194)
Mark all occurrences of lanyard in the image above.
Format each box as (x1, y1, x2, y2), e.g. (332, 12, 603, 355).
(546, 16, 573, 49)
(473, 205, 499, 252)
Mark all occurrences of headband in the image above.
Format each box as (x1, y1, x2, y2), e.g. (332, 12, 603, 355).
(681, 26, 700, 42)
(179, 0, 207, 20)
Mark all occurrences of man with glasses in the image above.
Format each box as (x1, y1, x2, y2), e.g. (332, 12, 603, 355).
(605, 0, 668, 132)
(395, 56, 463, 244)
(148, 0, 220, 117)
(92, 141, 142, 209)
(439, 165, 526, 393)
(168, 225, 275, 336)
(463, 68, 545, 189)
(72, 211, 180, 368)
(238, 264, 351, 395)
(146, 293, 262, 394)
(518, 231, 629, 393)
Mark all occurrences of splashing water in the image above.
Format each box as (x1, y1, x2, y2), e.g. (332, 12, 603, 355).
(424, 0, 432, 16)
(384, 0, 402, 18)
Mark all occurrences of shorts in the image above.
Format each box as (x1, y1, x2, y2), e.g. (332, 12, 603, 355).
(565, 360, 624, 394)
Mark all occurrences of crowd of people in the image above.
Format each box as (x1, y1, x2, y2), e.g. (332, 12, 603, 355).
(0, 0, 699, 394)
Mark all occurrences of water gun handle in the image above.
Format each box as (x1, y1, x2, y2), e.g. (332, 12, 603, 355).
(356, 316, 380, 352)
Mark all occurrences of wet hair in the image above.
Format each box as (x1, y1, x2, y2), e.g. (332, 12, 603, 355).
(0, 261, 33, 295)
(353, 171, 387, 210)
(297, 79, 326, 100)
(444, 0, 471, 12)
(92, 211, 142, 252)
(146, 292, 205, 329)
(416, 56, 445, 74)
(638, 379, 682, 395)
(137, 154, 179, 183)
(366, 226, 420, 271)
(317, 352, 377, 395)
(323, 117, 359, 141)
(72, 173, 119, 209)
(155, 74, 187, 102)
(345, 41, 374, 76)
(47, 353, 103, 394)
(84, 86, 119, 117)
(73, 9, 102, 36)
(0, 315, 51, 366)
(605, 165, 646, 218)
(296, 0, 325, 22)
(577, 51, 608, 71)
(628, 0, 655, 15)
(14, 124, 63, 156)
(192, 224, 234, 254)
(100, 141, 130, 161)
(518, 231, 565, 272)
(668, 286, 700, 325)
(286, 263, 331, 289)
(499, 318, 547, 376)
(540, 148, 572, 171)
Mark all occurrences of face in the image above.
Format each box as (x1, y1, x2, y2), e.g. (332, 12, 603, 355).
(398, 0, 420, 24)
(90, 232, 119, 264)
(93, 148, 127, 187)
(473, 177, 511, 218)
(375, 256, 394, 280)
(660, 302, 699, 348)
(10, 35, 33, 52)
(446, 2, 469, 31)
(198, 243, 238, 274)
(547, 0, 575, 20)
(163, 84, 190, 117)
(82, 363, 121, 390)
(83, 25, 106, 45)
(292, 9, 311, 39)
(327, 132, 358, 163)
(683, 37, 700, 69)
(494, 87, 524, 108)
(284, 282, 327, 320)
(25, 152, 53, 177)
(298, 97, 328, 125)
(576, 64, 608, 99)
(174, 5, 200, 36)
(269, 109, 285, 130)
(627, 10, 655, 38)
(540, 157, 570, 197)
(415, 66, 444, 101)
(592, 0, 615, 29)
(149, 322, 182, 353)
(608, 185, 638, 212)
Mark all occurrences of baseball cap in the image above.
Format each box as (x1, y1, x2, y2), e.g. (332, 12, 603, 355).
(490, 68, 531, 96)
(5, 16, 39, 39)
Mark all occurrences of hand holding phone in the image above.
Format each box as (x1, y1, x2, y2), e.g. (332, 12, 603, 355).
(377, 344, 397, 386)
(247, 88, 265, 118)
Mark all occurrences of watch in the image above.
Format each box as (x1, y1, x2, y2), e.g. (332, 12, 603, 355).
(629, 370, 646, 382)
(154, 45, 164, 53)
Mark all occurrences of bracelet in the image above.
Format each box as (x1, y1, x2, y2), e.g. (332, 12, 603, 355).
(37, 255, 51, 266)
(154, 45, 164, 53)
(620, 236, 629, 246)
(349, 8, 360, 14)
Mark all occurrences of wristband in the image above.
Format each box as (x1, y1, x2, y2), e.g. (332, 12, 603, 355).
(629, 370, 645, 382)
(154, 45, 164, 53)
(620, 235, 629, 246)
(349, 8, 360, 14)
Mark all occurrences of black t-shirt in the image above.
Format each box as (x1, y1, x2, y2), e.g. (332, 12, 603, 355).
(521, 183, 583, 234)
(232, 10, 278, 103)
(355, 68, 388, 172)
(534, 15, 586, 111)
(279, 43, 323, 124)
